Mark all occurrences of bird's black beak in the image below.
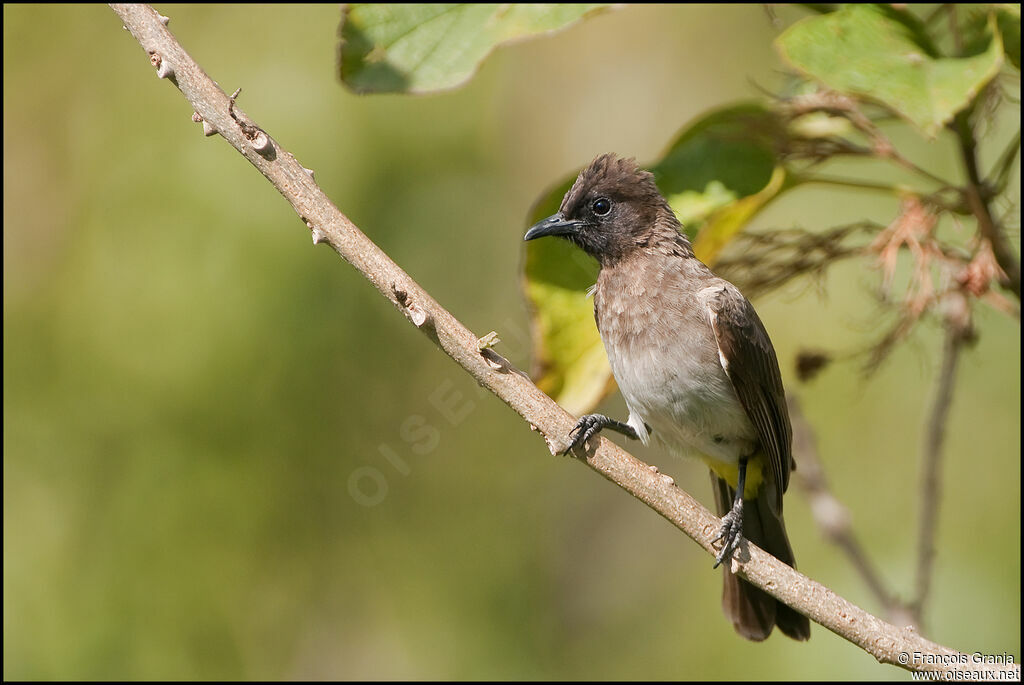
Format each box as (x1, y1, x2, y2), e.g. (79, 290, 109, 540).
(524, 212, 583, 242)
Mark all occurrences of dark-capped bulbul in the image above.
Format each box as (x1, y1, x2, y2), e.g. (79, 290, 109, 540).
(524, 153, 810, 641)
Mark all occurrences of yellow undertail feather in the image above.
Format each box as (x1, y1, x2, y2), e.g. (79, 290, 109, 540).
(700, 453, 765, 499)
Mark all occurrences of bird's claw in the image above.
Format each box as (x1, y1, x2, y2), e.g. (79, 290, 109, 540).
(563, 414, 605, 455)
(713, 506, 744, 568)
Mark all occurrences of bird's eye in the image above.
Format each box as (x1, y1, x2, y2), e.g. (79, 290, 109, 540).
(592, 197, 612, 216)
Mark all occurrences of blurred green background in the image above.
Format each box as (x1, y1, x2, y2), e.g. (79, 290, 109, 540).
(3, 4, 1019, 680)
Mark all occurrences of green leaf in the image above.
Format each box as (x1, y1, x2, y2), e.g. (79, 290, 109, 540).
(652, 103, 791, 263)
(995, 4, 1019, 69)
(996, 5, 1021, 71)
(776, 4, 1005, 137)
(338, 4, 612, 94)
(522, 104, 795, 415)
(692, 166, 788, 263)
(965, 5, 1021, 71)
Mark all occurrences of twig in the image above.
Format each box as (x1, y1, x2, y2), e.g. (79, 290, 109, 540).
(799, 174, 911, 195)
(912, 291, 973, 624)
(954, 110, 1021, 299)
(108, 5, 1018, 678)
(782, 91, 958, 189)
(987, 130, 1022, 196)
(861, 305, 929, 376)
(714, 221, 880, 298)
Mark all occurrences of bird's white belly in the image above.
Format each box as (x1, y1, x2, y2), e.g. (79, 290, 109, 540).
(604, 331, 757, 466)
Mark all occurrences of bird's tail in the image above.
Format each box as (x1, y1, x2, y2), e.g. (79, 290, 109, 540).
(710, 472, 811, 641)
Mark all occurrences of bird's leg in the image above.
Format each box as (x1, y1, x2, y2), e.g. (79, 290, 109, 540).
(713, 457, 747, 568)
(562, 414, 639, 455)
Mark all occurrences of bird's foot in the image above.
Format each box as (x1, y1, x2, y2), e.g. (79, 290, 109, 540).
(563, 414, 614, 455)
(712, 502, 744, 568)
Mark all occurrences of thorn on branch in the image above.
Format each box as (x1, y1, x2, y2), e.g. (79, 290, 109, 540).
(392, 283, 431, 329)
(541, 433, 559, 456)
(149, 52, 174, 80)
(476, 331, 530, 377)
(479, 348, 530, 379)
(192, 112, 217, 137)
(303, 217, 326, 245)
(249, 130, 272, 154)
(480, 348, 507, 371)
(526, 422, 559, 456)
(227, 87, 273, 158)
(477, 331, 500, 350)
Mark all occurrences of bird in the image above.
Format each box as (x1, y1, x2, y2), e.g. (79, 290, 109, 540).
(523, 153, 810, 641)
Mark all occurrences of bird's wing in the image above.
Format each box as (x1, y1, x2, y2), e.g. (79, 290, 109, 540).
(705, 285, 792, 503)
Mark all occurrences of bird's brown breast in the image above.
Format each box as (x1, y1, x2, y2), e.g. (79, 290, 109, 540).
(593, 250, 757, 464)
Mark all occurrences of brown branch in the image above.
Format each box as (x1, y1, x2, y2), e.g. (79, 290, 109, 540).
(782, 91, 957, 189)
(912, 291, 973, 623)
(954, 110, 1021, 300)
(109, 4, 1019, 678)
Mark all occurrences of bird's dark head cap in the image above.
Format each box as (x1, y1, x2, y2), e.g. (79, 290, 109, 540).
(560, 154, 661, 217)
(525, 153, 686, 264)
